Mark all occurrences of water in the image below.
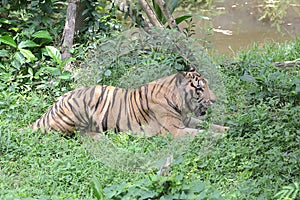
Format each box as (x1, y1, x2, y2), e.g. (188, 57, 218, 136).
(179, 0, 300, 55)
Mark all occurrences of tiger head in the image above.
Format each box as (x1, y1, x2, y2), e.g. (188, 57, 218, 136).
(179, 66, 216, 117)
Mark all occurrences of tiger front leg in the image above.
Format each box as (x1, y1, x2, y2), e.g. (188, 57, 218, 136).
(156, 115, 204, 138)
(172, 127, 205, 139)
(183, 116, 204, 128)
(210, 124, 230, 132)
(185, 116, 230, 132)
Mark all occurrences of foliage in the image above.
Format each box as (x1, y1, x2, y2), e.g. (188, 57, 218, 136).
(0, 127, 103, 199)
(92, 173, 223, 199)
(0, 0, 66, 43)
(1, 37, 299, 199)
(110, 0, 195, 36)
(274, 182, 299, 200)
(258, 0, 300, 30)
(223, 38, 300, 107)
(0, 1, 75, 96)
(0, 31, 72, 96)
(151, 0, 193, 30)
(75, 0, 122, 43)
(216, 38, 300, 199)
(88, 133, 222, 200)
(0, 0, 300, 199)
(74, 28, 212, 88)
(0, 0, 120, 95)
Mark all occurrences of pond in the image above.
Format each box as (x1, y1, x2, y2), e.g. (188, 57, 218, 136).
(180, 0, 300, 55)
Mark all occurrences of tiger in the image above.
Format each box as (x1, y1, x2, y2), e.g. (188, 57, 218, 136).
(29, 66, 228, 138)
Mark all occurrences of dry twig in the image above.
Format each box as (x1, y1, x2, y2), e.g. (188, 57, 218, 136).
(157, 155, 173, 176)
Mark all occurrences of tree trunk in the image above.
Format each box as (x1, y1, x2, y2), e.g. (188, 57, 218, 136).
(61, 0, 87, 70)
(75, 1, 87, 33)
(61, 0, 77, 63)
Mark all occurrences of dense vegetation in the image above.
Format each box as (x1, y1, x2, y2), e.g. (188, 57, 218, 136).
(1, 1, 299, 199)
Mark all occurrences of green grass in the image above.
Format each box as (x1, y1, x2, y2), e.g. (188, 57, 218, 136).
(0, 38, 299, 199)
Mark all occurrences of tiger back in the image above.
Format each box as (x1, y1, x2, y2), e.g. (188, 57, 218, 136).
(31, 67, 219, 138)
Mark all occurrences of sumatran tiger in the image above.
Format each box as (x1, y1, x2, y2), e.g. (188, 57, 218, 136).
(29, 66, 228, 138)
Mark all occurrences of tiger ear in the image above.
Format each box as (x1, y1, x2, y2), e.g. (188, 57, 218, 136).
(182, 65, 196, 75)
(176, 56, 196, 72)
(179, 65, 196, 73)
(181, 71, 192, 78)
(188, 65, 196, 72)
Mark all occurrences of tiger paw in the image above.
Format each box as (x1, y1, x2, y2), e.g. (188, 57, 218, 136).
(210, 124, 230, 132)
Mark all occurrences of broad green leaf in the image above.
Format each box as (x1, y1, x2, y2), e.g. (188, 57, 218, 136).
(34, 68, 44, 79)
(19, 49, 36, 62)
(18, 40, 39, 49)
(291, 182, 299, 198)
(152, 0, 180, 24)
(13, 52, 25, 69)
(0, 18, 11, 24)
(167, 14, 193, 28)
(166, 0, 179, 14)
(0, 49, 9, 57)
(104, 69, 112, 76)
(45, 46, 61, 64)
(139, 190, 157, 199)
(44, 66, 61, 76)
(14, 51, 25, 64)
(11, 27, 19, 32)
(61, 57, 75, 68)
(91, 177, 104, 200)
(28, 67, 34, 76)
(295, 84, 300, 94)
(0, 36, 17, 48)
(152, 0, 164, 23)
(44, 66, 60, 72)
(32, 30, 52, 40)
(12, 59, 21, 70)
(175, 15, 193, 25)
(185, 180, 206, 193)
(59, 71, 71, 80)
(240, 74, 256, 83)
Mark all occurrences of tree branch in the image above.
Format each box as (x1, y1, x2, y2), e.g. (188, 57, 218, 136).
(155, 0, 179, 31)
(138, 0, 163, 27)
(273, 61, 300, 68)
(112, 0, 152, 28)
(112, 0, 197, 69)
(157, 155, 173, 176)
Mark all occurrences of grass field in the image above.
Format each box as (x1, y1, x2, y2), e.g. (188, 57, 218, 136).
(0, 38, 299, 199)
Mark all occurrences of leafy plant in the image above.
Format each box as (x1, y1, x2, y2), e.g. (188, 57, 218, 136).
(274, 182, 299, 200)
(92, 173, 223, 200)
(74, 27, 212, 88)
(258, 0, 300, 30)
(0, 35, 37, 69)
(152, 0, 192, 26)
(44, 46, 73, 80)
(0, 30, 73, 95)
